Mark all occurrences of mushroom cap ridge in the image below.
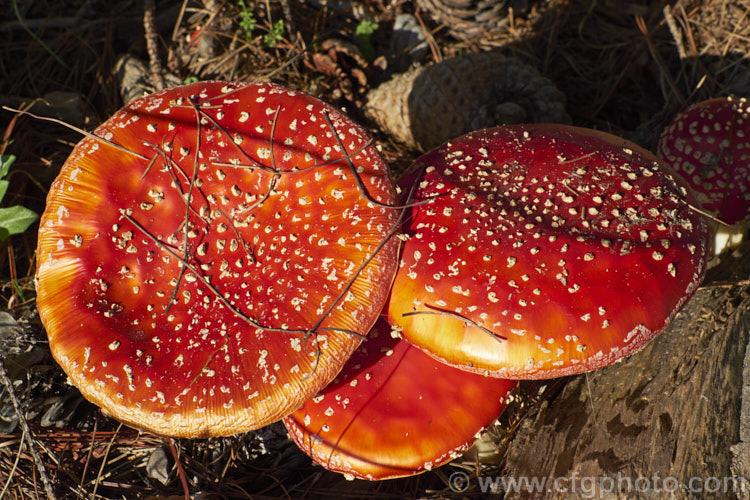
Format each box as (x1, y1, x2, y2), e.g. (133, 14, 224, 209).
(36, 81, 400, 437)
(387, 124, 710, 379)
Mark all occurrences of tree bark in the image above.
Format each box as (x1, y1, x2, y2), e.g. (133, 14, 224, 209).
(503, 248, 750, 500)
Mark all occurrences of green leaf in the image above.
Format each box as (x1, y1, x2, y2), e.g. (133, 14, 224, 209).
(0, 155, 16, 179)
(0, 180, 8, 204)
(12, 280, 25, 303)
(0, 205, 39, 242)
(355, 20, 379, 62)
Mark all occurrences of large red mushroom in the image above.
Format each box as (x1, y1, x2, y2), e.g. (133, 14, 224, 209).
(283, 317, 517, 480)
(36, 81, 400, 437)
(387, 124, 710, 379)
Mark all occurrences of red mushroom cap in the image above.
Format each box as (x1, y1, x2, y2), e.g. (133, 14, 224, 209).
(35, 81, 400, 437)
(387, 124, 709, 379)
(283, 317, 517, 480)
(658, 96, 750, 225)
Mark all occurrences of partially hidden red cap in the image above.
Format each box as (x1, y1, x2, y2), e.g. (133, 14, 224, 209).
(658, 96, 750, 225)
(283, 317, 517, 480)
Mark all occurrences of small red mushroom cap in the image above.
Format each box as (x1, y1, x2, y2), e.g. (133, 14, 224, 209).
(283, 317, 517, 480)
(36, 81, 400, 437)
(387, 124, 710, 379)
(658, 96, 750, 225)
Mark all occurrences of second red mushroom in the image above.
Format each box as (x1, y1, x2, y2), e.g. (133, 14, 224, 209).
(388, 124, 710, 379)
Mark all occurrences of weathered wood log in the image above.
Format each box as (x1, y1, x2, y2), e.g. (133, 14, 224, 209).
(502, 247, 750, 499)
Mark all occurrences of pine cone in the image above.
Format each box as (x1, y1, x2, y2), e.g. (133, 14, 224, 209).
(418, 0, 530, 40)
(364, 51, 570, 151)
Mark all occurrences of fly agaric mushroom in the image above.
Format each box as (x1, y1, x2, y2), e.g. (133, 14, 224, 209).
(283, 317, 517, 480)
(658, 96, 750, 252)
(35, 81, 400, 437)
(387, 124, 710, 379)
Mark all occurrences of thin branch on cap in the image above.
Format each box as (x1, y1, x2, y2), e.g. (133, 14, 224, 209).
(559, 152, 598, 164)
(188, 99, 282, 212)
(121, 212, 367, 341)
(402, 304, 507, 343)
(166, 100, 204, 316)
(189, 337, 229, 387)
(655, 161, 731, 227)
(685, 203, 734, 227)
(140, 153, 159, 180)
(190, 100, 264, 168)
(122, 210, 258, 327)
(307, 209, 410, 341)
(322, 111, 410, 210)
(140, 141, 206, 233)
(297, 164, 425, 379)
(212, 139, 372, 176)
(215, 206, 256, 263)
(139, 140, 201, 317)
(2, 106, 149, 160)
(165, 258, 190, 316)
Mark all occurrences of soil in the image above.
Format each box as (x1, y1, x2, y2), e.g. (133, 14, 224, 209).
(0, 0, 749, 498)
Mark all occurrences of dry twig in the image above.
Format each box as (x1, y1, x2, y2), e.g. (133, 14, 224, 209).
(144, 0, 165, 91)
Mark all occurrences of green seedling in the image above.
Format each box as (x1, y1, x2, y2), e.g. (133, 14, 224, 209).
(263, 20, 285, 47)
(0, 155, 39, 242)
(238, 0, 257, 41)
(355, 20, 379, 62)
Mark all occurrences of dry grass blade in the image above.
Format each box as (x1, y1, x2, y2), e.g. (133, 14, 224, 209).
(168, 438, 190, 500)
(90, 423, 122, 499)
(0, 427, 26, 498)
(636, 14, 686, 106)
(0, 361, 56, 499)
